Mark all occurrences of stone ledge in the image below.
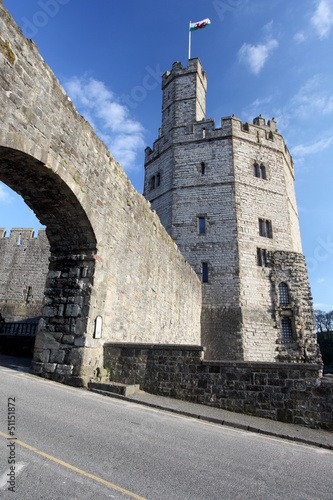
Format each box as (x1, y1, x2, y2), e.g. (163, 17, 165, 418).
(104, 343, 205, 351)
(88, 381, 140, 397)
(202, 360, 323, 371)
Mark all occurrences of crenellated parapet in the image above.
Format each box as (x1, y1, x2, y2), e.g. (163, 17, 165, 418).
(0, 227, 48, 243)
(161, 59, 207, 90)
(145, 113, 293, 174)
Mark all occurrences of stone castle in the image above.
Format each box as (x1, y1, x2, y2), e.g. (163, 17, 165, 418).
(0, 21, 319, 366)
(2, 2, 332, 430)
(143, 59, 319, 364)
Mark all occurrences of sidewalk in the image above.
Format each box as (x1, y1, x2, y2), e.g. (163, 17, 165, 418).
(91, 387, 333, 451)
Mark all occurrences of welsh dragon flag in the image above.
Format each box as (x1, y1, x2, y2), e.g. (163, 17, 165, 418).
(189, 19, 211, 31)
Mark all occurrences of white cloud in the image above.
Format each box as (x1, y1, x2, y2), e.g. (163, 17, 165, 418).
(63, 76, 145, 172)
(250, 96, 272, 108)
(289, 75, 333, 118)
(292, 136, 333, 156)
(241, 74, 333, 136)
(294, 32, 306, 43)
(0, 183, 13, 204)
(311, 0, 333, 39)
(314, 302, 329, 308)
(238, 38, 278, 75)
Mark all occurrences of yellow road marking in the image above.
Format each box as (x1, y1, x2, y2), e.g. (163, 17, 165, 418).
(0, 431, 147, 500)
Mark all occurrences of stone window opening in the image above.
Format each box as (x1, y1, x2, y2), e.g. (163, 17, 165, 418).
(17, 233, 21, 245)
(198, 217, 206, 235)
(259, 218, 272, 238)
(150, 176, 155, 190)
(156, 172, 161, 187)
(253, 163, 259, 177)
(201, 162, 206, 175)
(202, 128, 206, 139)
(253, 163, 267, 179)
(278, 282, 290, 305)
(281, 317, 293, 340)
(257, 248, 269, 267)
(202, 262, 208, 283)
(260, 164, 266, 179)
(25, 286, 32, 304)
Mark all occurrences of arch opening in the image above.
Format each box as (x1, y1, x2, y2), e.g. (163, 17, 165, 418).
(0, 147, 97, 373)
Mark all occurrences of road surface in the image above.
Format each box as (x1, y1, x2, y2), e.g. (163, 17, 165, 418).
(0, 361, 332, 499)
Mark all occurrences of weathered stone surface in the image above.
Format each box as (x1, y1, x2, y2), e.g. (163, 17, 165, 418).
(0, 2, 201, 383)
(55, 364, 74, 376)
(0, 228, 49, 322)
(105, 343, 332, 430)
(49, 349, 66, 364)
(44, 363, 57, 373)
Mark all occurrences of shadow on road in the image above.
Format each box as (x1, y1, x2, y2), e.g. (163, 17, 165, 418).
(0, 354, 32, 373)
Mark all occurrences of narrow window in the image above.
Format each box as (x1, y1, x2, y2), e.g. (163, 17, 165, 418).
(198, 217, 206, 234)
(258, 219, 272, 238)
(150, 176, 155, 190)
(17, 233, 21, 245)
(265, 220, 272, 238)
(202, 263, 208, 283)
(201, 162, 205, 175)
(257, 248, 262, 266)
(259, 219, 264, 237)
(262, 249, 267, 267)
(281, 317, 293, 340)
(156, 172, 161, 187)
(257, 248, 269, 267)
(202, 128, 206, 138)
(253, 163, 259, 178)
(279, 283, 290, 305)
(26, 286, 32, 304)
(260, 164, 266, 179)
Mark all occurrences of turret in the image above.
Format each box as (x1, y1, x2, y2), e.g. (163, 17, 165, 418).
(161, 59, 207, 135)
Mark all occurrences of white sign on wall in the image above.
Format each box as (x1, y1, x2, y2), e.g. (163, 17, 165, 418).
(94, 315, 103, 339)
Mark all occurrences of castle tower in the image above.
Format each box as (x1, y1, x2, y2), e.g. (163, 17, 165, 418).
(144, 59, 321, 363)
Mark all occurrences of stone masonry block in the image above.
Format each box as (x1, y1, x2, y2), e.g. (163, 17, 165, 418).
(55, 364, 74, 376)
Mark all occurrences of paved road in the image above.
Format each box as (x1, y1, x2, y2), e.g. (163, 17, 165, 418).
(0, 363, 332, 500)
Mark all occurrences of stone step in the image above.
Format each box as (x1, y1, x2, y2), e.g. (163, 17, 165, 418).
(88, 381, 140, 397)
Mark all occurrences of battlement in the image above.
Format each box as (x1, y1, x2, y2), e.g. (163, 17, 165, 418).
(0, 228, 47, 243)
(145, 114, 293, 170)
(162, 58, 207, 90)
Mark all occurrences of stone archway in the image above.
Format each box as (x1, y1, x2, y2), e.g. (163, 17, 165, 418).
(0, 1, 202, 387)
(0, 146, 97, 385)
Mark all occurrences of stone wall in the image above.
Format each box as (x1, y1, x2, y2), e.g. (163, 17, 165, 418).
(270, 251, 320, 362)
(0, 228, 49, 321)
(104, 343, 333, 430)
(0, 2, 202, 384)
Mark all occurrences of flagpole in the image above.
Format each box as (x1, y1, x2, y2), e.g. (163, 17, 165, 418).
(188, 21, 191, 60)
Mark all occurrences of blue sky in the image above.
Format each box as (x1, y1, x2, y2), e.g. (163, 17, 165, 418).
(1, 0, 333, 312)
